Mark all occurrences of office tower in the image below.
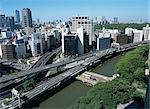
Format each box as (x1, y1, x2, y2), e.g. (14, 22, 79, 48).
(64, 34, 78, 56)
(97, 32, 111, 50)
(95, 16, 101, 24)
(47, 34, 56, 51)
(53, 29, 61, 46)
(77, 27, 89, 55)
(116, 34, 129, 45)
(15, 10, 20, 24)
(62, 27, 89, 56)
(22, 8, 32, 27)
(28, 33, 43, 57)
(113, 17, 118, 24)
(71, 16, 93, 45)
(101, 16, 107, 24)
(1, 30, 13, 39)
(14, 39, 26, 58)
(5, 16, 15, 31)
(0, 15, 6, 28)
(61, 26, 70, 54)
(143, 25, 150, 41)
(133, 30, 143, 43)
(0, 43, 16, 60)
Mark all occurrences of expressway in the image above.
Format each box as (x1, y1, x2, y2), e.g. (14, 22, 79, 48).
(0, 41, 149, 84)
(29, 47, 62, 69)
(1, 41, 150, 109)
(0, 49, 97, 84)
(0, 47, 61, 89)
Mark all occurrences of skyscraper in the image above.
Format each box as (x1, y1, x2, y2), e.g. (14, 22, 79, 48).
(22, 8, 32, 27)
(0, 15, 6, 29)
(5, 16, 15, 31)
(113, 17, 118, 24)
(15, 10, 20, 24)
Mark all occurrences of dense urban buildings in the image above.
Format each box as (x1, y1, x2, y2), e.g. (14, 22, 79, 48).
(0, 5, 150, 109)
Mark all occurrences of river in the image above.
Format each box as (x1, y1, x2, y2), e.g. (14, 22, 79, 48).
(34, 55, 121, 109)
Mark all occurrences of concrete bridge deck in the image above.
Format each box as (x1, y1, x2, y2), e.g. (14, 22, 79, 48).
(76, 71, 114, 86)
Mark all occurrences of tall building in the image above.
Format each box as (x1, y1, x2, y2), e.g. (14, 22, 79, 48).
(0, 43, 16, 60)
(64, 34, 78, 56)
(28, 33, 43, 57)
(71, 16, 93, 45)
(0, 15, 6, 29)
(22, 8, 32, 27)
(61, 26, 70, 54)
(62, 27, 89, 56)
(97, 32, 112, 50)
(133, 30, 143, 43)
(95, 16, 101, 24)
(116, 34, 129, 45)
(5, 16, 15, 31)
(77, 27, 89, 55)
(143, 25, 150, 41)
(13, 39, 26, 58)
(15, 10, 20, 24)
(113, 17, 118, 24)
(101, 16, 107, 24)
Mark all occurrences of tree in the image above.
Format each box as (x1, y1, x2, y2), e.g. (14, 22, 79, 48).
(133, 67, 145, 82)
(22, 79, 36, 92)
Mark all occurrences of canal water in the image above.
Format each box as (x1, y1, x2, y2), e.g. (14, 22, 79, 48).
(35, 56, 121, 109)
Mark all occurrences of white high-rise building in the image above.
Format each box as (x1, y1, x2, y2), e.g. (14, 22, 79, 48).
(61, 27, 70, 54)
(29, 33, 43, 57)
(125, 28, 134, 36)
(143, 24, 150, 41)
(71, 16, 93, 45)
(77, 27, 84, 55)
(62, 27, 88, 56)
(133, 30, 143, 43)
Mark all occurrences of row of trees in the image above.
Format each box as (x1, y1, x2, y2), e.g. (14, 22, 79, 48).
(69, 45, 149, 109)
(116, 45, 149, 85)
(94, 23, 150, 31)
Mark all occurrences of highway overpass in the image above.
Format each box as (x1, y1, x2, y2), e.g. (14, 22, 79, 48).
(2, 41, 149, 109)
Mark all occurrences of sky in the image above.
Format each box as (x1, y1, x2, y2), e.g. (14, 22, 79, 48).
(0, 0, 149, 22)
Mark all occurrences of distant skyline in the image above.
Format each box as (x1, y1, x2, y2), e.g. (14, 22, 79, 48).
(0, 0, 149, 22)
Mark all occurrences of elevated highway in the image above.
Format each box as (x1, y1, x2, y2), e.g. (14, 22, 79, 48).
(3, 41, 149, 109)
(0, 41, 149, 84)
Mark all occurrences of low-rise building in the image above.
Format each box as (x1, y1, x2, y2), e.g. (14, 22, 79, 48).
(116, 34, 129, 45)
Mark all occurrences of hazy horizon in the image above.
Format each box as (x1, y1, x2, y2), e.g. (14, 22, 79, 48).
(0, 0, 149, 22)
